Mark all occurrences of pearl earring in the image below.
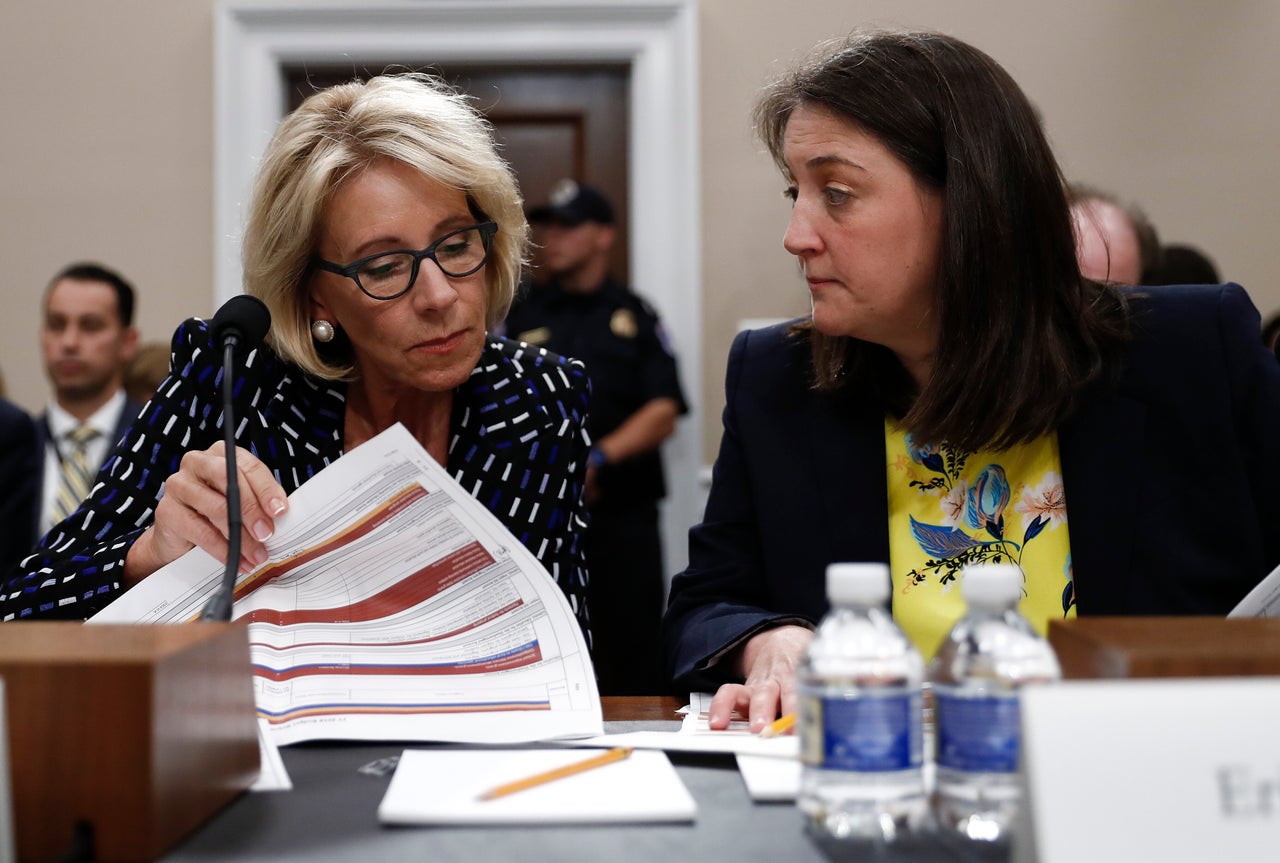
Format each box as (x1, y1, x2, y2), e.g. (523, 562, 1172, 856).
(311, 319, 336, 343)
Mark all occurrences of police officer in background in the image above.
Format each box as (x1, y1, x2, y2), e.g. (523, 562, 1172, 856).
(505, 180, 688, 695)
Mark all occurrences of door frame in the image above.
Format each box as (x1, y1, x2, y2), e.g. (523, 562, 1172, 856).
(215, 0, 702, 591)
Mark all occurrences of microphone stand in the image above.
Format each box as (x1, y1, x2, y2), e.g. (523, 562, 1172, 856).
(201, 337, 243, 622)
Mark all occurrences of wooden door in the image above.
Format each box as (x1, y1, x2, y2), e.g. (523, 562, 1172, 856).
(284, 64, 630, 283)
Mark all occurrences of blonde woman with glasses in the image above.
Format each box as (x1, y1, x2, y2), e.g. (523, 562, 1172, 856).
(6, 76, 593, 641)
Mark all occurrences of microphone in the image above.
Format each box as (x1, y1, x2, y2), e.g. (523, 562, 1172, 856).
(201, 295, 271, 621)
(210, 293, 271, 354)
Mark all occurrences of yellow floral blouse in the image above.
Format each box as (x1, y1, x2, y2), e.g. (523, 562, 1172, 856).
(885, 420, 1075, 661)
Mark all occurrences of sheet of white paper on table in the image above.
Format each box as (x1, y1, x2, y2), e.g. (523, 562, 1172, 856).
(684, 691, 713, 715)
(249, 719, 292, 792)
(1227, 559, 1280, 616)
(736, 753, 801, 801)
(679, 693, 933, 802)
(563, 693, 798, 765)
(736, 756, 937, 803)
(685, 691, 801, 799)
(680, 706, 753, 734)
(562, 695, 799, 757)
(378, 748, 696, 825)
(561, 728, 799, 758)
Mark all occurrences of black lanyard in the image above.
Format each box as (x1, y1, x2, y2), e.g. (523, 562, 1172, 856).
(42, 415, 87, 468)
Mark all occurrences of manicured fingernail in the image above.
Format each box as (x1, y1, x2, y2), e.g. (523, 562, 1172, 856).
(269, 498, 287, 516)
(253, 520, 273, 541)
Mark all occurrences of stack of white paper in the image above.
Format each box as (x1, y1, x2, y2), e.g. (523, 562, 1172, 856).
(378, 748, 696, 824)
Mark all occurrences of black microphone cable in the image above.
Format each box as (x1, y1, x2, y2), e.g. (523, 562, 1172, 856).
(201, 295, 271, 622)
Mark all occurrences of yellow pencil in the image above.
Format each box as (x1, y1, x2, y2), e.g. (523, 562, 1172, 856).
(759, 712, 795, 738)
(477, 747, 633, 801)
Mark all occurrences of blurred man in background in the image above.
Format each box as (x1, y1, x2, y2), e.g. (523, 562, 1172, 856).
(36, 263, 141, 540)
(1069, 184, 1160, 285)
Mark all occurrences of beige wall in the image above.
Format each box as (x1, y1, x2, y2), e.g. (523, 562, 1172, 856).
(700, 0, 1280, 457)
(1, 0, 216, 411)
(3, 1, 1277, 466)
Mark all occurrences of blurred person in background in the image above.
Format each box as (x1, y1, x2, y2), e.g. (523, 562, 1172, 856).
(123, 341, 173, 404)
(1068, 184, 1160, 286)
(506, 180, 688, 694)
(1146, 243, 1221, 286)
(35, 263, 141, 541)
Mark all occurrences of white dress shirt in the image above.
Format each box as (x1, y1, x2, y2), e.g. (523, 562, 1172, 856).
(39, 389, 128, 535)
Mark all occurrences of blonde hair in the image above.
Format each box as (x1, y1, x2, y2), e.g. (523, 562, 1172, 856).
(242, 74, 528, 380)
(124, 341, 172, 403)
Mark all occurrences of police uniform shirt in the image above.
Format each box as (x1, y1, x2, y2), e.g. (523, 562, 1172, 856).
(505, 276, 687, 510)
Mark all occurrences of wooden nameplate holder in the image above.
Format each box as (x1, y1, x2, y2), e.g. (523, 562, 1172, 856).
(0, 622, 259, 862)
(1049, 616, 1280, 679)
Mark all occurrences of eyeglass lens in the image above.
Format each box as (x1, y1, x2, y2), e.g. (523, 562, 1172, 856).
(357, 225, 490, 298)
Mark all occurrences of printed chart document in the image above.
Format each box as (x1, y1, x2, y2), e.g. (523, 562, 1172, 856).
(250, 719, 292, 792)
(1228, 560, 1280, 616)
(378, 748, 696, 825)
(91, 424, 601, 746)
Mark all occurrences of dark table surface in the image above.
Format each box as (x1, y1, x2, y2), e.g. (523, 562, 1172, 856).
(163, 698, 1010, 863)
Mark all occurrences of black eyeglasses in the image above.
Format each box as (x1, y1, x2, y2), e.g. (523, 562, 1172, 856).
(313, 220, 498, 301)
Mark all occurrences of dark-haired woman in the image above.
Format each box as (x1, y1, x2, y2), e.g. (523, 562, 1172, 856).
(662, 30, 1280, 730)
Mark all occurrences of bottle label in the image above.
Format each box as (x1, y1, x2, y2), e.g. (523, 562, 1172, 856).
(801, 689, 922, 772)
(934, 689, 1020, 773)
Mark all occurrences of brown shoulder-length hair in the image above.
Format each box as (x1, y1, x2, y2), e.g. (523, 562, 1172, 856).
(754, 30, 1131, 452)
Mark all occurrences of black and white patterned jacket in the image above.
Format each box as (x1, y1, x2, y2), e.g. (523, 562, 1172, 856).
(3, 318, 593, 640)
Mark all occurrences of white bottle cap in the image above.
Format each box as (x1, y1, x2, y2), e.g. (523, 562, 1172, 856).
(826, 562, 890, 606)
(960, 563, 1024, 607)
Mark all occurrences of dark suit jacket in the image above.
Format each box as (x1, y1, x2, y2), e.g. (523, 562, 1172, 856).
(4, 319, 591, 632)
(0, 398, 39, 580)
(663, 284, 1280, 690)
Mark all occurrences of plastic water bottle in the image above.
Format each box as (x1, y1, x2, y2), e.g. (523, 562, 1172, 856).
(929, 563, 1061, 842)
(797, 562, 926, 842)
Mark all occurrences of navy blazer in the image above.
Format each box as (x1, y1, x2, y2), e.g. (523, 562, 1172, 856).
(663, 284, 1280, 690)
(0, 399, 39, 580)
(5, 319, 592, 631)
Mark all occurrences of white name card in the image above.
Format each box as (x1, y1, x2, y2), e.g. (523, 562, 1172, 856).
(0, 680, 13, 863)
(1015, 678, 1280, 863)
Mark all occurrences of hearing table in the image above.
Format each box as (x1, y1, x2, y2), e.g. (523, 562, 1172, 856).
(163, 697, 1007, 863)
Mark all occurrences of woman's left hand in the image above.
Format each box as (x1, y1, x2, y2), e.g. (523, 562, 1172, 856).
(706, 624, 813, 733)
(124, 441, 287, 585)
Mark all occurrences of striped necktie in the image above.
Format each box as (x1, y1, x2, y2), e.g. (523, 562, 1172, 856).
(52, 424, 101, 524)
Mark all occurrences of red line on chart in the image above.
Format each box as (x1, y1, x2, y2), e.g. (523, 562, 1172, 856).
(241, 540, 495, 626)
(248, 600, 524, 651)
(253, 642, 544, 681)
